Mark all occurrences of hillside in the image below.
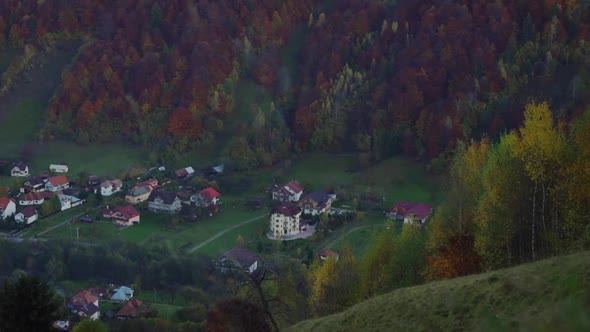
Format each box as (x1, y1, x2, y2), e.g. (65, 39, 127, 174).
(288, 251, 590, 332)
(3, 0, 590, 169)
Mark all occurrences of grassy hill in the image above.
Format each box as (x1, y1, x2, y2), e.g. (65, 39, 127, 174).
(288, 251, 590, 332)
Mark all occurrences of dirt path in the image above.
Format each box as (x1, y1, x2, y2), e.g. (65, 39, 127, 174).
(187, 214, 266, 253)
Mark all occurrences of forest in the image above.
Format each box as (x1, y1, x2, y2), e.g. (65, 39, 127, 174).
(2, 0, 590, 169)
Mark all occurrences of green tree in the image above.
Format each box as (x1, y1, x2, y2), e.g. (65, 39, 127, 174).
(150, 2, 162, 29)
(41, 195, 61, 216)
(0, 274, 61, 331)
(361, 226, 395, 296)
(385, 223, 428, 288)
(73, 319, 108, 332)
(475, 134, 529, 268)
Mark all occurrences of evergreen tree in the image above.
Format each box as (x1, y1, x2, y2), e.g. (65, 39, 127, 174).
(0, 274, 61, 331)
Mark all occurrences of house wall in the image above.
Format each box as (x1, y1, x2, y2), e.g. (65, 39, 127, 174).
(0, 202, 16, 220)
(125, 190, 151, 205)
(148, 198, 181, 214)
(270, 212, 301, 237)
(19, 198, 44, 206)
(15, 213, 38, 224)
(101, 185, 121, 196)
(50, 165, 68, 172)
(248, 261, 258, 274)
(115, 215, 140, 226)
(11, 168, 29, 177)
(46, 183, 69, 192)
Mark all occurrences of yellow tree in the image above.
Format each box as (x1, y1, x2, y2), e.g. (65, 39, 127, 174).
(513, 101, 565, 260)
(307, 256, 338, 317)
(307, 244, 360, 317)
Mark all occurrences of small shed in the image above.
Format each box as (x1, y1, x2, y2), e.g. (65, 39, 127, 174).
(50, 164, 69, 173)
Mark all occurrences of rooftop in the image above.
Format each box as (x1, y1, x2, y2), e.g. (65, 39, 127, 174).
(224, 247, 259, 267)
(272, 202, 302, 217)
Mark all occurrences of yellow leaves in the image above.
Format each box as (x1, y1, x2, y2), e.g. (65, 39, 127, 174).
(308, 257, 338, 313)
(513, 101, 565, 183)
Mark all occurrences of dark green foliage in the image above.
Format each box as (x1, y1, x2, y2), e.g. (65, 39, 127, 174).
(207, 298, 273, 332)
(0, 274, 61, 332)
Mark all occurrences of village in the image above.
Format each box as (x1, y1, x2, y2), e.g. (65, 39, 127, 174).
(0, 158, 434, 327)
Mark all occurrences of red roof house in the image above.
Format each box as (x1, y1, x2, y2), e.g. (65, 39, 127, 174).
(104, 205, 140, 226)
(388, 202, 433, 224)
(116, 299, 153, 319)
(318, 248, 340, 261)
(46, 176, 70, 192)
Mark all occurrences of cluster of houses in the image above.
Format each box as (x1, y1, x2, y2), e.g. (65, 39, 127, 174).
(54, 285, 153, 329)
(0, 161, 224, 232)
(0, 162, 85, 225)
(267, 180, 338, 239)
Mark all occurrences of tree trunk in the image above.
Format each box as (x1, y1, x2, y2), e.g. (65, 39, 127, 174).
(531, 183, 537, 261)
(542, 183, 548, 248)
(458, 195, 463, 233)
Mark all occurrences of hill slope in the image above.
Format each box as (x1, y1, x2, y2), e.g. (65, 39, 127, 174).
(288, 252, 590, 332)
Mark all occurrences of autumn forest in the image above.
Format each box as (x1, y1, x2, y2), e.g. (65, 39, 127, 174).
(1, 0, 589, 169)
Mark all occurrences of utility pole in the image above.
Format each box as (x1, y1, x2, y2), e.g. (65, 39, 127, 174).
(76, 227, 79, 242)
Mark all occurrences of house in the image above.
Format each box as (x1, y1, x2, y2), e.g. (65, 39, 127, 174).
(175, 166, 195, 179)
(192, 187, 221, 207)
(19, 192, 53, 206)
(272, 181, 304, 202)
(221, 247, 260, 274)
(68, 290, 100, 320)
(10, 162, 29, 177)
(125, 179, 158, 204)
(270, 202, 302, 238)
(57, 193, 85, 211)
(21, 176, 47, 193)
(0, 197, 16, 220)
(297, 191, 335, 215)
(52, 320, 70, 331)
(318, 248, 340, 261)
(103, 206, 140, 226)
(147, 190, 181, 214)
(45, 176, 70, 192)
(116, 299, 153, 319)
(87, 175, 100, 187)
(177, 191, 193, 205)
(212, 164, 224, 174)
(110, 286, 134, 302)
(14, 206, 38, 224)
(49, 163, 69, 173)
(388, 202, 433, 224)
(100, 179, 123, 196)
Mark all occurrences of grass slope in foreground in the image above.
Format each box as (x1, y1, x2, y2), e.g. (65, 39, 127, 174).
(288, 251, 590, 332)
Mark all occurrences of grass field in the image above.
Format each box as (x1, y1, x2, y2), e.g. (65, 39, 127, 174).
(0, 101, 45, 158)
(0, 48, 77, 158)
(33, 195, 265, 256)
(29, 142, 145, 176)
(288, 251, 590, 332)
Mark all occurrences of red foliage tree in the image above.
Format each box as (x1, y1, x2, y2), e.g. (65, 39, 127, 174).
(426, 233, 481, 280)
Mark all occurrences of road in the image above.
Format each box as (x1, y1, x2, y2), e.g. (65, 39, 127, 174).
(187, 214, 266, 253)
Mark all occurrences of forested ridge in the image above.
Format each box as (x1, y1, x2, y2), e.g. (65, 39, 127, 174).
(2, 0, 590, 168)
